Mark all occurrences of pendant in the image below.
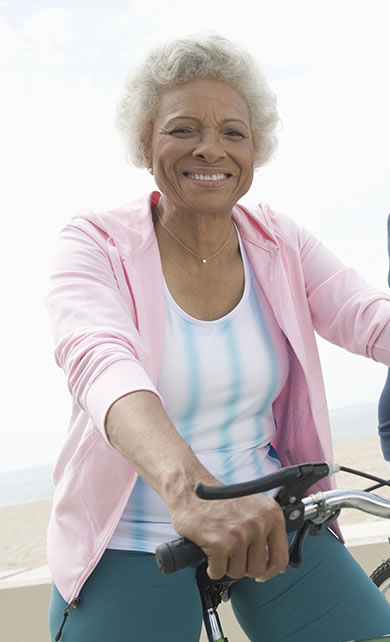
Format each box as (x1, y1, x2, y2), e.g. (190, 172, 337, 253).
(201, 258, 207, 264)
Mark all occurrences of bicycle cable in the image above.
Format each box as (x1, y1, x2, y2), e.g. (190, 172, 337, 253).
(339, 465, 390, 492)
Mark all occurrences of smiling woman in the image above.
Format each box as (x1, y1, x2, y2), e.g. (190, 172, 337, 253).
(46, 33, 390, 642)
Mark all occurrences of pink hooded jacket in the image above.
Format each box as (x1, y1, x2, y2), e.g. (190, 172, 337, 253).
(46, 191, 390, 603)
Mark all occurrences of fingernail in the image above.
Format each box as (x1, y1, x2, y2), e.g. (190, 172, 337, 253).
(255, 578, 266, 583)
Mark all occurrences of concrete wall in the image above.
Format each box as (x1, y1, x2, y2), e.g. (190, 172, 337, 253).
(1, 582, 51, 642)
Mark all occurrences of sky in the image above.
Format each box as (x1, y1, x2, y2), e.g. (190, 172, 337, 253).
(1, 0, 390, 472)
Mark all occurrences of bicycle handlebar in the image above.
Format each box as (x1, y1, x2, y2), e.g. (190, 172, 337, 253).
(155, 464, 390, 575)
(303, 488, 390, 521)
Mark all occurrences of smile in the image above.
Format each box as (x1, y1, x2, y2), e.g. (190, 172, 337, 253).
(184, 173, 231, 181)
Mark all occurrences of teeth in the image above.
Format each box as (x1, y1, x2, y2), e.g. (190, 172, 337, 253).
(187, 173, 228, 181)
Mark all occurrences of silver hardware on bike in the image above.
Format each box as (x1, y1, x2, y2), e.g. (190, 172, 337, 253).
(204, 608, 226, 642)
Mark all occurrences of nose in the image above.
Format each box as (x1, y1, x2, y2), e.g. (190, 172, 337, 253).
(192, 131, 226, 163)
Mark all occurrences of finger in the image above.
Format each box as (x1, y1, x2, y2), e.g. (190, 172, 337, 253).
(261, 525, 289, 579)
(246, 539, 268, 579)
(225, 546, 250, 580)
(206, 554, 228, 580)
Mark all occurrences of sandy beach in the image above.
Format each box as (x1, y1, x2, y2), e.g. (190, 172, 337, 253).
(1, 434, 389, 572)
(0, 499, 52, 571)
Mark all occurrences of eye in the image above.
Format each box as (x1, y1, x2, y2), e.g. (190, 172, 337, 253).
(169, 127, 195, 136)
(223, 130, 245, 139)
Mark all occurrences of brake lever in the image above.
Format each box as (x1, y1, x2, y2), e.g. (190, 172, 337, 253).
(275, 462, 338, 530)
(274, 463, 340, 567)
(275, 462, 337, 508)
(195, 462, 339, 503)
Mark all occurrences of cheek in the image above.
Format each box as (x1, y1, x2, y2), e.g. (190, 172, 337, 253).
(231, 141, 254, 175)
(238, 155, 254, 180)
(152, 144, 178, 174)
(150, 148, 183, 195)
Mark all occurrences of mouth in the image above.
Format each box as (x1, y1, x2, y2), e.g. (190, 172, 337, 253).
(183, 172, 232, 185)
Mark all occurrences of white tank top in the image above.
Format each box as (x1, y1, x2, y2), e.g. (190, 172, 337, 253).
(108, 231, 290, 553)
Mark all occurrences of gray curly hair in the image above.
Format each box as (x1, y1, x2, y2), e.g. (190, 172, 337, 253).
(116, 33, 280, 169)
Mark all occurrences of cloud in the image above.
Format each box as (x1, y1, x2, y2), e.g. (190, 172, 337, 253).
(23, 7, 72, 43)
(0, 7, 73, 70)
(21, 7, 73, 63)
(0, 14, 22, 62)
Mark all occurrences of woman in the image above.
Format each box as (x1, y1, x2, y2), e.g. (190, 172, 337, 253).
(47, 34, 390, 641)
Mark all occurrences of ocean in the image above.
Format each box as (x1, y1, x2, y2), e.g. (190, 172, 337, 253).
(0, 403, 380, 508)
(0, 464, 55, 508)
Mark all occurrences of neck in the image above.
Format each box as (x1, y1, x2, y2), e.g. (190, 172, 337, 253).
(154, 196, 236, 260)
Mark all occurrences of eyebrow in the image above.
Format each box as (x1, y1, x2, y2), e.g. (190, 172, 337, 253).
(164, 116, 250, 129)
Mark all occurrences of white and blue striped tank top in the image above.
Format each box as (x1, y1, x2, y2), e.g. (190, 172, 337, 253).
(108, 230, 290, 553)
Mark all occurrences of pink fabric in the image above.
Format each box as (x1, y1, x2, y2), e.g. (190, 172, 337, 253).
(46, 191, 390, 602)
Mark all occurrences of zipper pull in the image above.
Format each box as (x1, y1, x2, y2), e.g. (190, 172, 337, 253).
(55, 597, 80, 641)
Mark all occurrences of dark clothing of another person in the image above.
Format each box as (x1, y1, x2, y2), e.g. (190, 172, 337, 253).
(378, 214, 390, 460)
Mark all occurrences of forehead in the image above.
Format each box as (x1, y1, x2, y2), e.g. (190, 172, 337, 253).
(154, 78, 251, 124)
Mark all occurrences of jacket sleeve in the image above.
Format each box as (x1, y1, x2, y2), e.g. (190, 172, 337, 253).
(294, 221, 390, 365)
(45, 217, 161, 439)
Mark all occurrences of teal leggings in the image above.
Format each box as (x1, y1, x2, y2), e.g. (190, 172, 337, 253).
(49, 530, 390, 642)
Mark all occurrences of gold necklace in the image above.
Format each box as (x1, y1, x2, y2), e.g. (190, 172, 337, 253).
(155, 211, 235, 264)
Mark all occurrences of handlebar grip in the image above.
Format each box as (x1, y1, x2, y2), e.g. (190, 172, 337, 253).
(155, 536, 206, 574)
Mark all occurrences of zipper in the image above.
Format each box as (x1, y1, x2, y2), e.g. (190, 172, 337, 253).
(55, 597, 81, 640)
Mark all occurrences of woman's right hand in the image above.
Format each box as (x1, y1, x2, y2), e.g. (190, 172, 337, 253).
(167, 478, 289, 582)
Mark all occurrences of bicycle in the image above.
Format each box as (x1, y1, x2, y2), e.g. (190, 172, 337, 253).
(369, 473, 390, 604)
(155, 461, 390, 642)
(372, 558, 390, 605)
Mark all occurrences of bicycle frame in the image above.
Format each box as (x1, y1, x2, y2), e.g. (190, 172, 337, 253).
(196, 563, 234, 642)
